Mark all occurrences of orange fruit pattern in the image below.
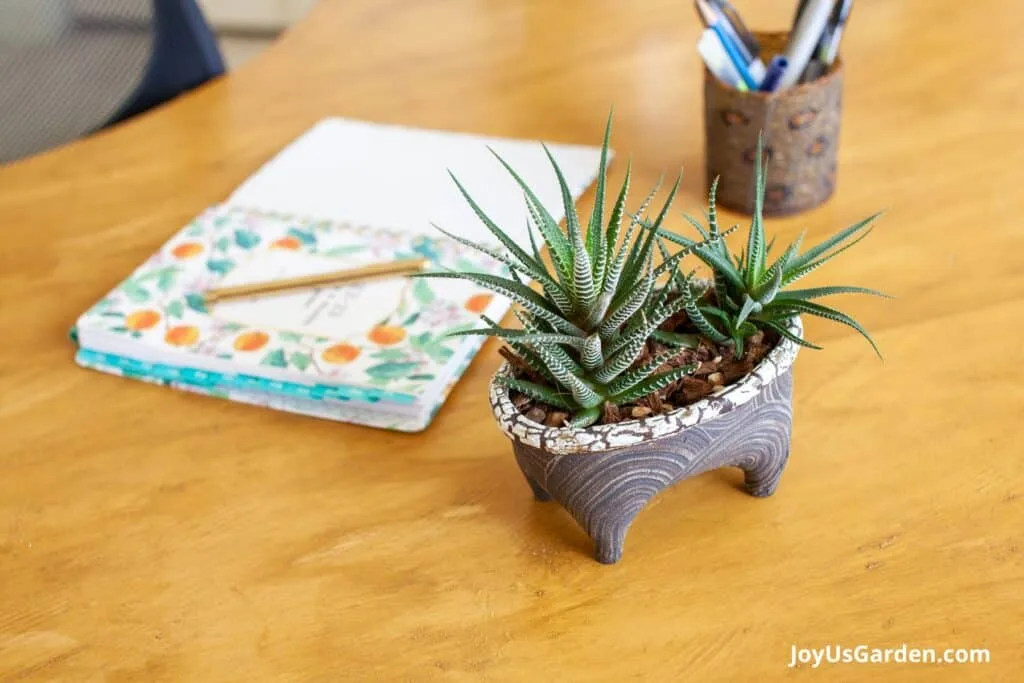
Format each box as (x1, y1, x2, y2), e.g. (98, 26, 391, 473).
(321, 343, 361, 364)
(368, 325, 406, 346)
(464, 293, 494, 314)
(125, 310, 161, 331)
(270, 236, 301, 250)
(165, 325, 199, 347)
(171, 242, 204, 259)
(233, 331, 270, 352)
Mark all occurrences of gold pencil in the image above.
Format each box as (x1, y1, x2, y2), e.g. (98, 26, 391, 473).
(204, 257, 428, 303)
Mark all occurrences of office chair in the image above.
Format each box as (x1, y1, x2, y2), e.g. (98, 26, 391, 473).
(0, 0, 225, 164)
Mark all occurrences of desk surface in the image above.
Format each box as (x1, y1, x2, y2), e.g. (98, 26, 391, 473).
(2, 0, 1022, 680)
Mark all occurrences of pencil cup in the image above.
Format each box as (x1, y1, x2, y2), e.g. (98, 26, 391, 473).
(704, 32, 843, 216)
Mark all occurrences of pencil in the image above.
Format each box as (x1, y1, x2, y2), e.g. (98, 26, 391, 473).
(203, 257, 428, 303)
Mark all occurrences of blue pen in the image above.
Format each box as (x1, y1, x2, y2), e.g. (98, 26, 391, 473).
(710, 0, 760, 60)
(708, 23, 758, 90)
(695, 0, 765, 81)
(758, 56, 789, 92)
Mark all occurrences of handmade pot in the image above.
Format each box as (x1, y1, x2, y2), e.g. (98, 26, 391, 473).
(489, 318, 802, 564)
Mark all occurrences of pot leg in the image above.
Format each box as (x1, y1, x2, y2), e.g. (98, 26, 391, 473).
(500, 368, 796, 563)
(569, 496, 643, 565)
(523, 473, 552, 502)
(543, 457, 655, 565)
(744, 448, 789, 497)
(513, 442, 642, 563)
(592, 520, 629, 565)
(512, 445, 552, 501)
(732, 407, 792, 497)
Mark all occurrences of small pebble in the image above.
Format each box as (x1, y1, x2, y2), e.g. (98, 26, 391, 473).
(525, 407, 546, 423)
(631, 406, 653, 418)
(708, 372, 724, 386)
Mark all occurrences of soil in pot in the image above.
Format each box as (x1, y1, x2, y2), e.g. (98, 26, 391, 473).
(502, 311, 779, 427)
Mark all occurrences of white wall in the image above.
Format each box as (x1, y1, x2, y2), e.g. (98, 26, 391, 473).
(0, 1, 317, 35)
(197, 0, 318, 32)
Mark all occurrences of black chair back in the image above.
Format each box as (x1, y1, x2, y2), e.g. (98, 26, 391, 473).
(0, 0, 224, 164)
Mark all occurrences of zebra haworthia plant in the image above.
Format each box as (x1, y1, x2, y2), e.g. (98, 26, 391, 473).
(659, 134, 890, 359)
(418, 115, 715, 428)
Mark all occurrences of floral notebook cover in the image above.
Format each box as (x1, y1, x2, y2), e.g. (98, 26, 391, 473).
(73, 205, 508, 417)
(70, 117, 607, 431)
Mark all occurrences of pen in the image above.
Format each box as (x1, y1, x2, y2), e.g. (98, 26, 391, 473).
(758, 56, 789, 92)
(698, 29, 748, 91)
(695, 0, 766, 82)
(799, 60, 825, 84)
(708, 23, 759, 89)
(819, 0, 853, 64)
(792, 0, 812, 28)
(799, 0, 852, 83)
(778, 0, 836, 89)
(709, 0, 760, 60)
(792, 0, 818, 83)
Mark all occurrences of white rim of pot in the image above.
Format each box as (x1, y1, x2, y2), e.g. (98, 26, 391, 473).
(489, 317, 802, 455)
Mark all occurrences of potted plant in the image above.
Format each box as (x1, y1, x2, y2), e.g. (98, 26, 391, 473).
(423, 118, 887, 563)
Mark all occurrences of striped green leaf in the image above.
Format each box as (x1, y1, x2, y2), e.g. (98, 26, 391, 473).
(533, 343, 603, 407)
(604, 177, 660, 295)
(774, 299, 882, 358)
(774, 285, 891, 302)
(745, 133, 768, 286)
(786, 212, 882, 273)
(610, 364, 694, 405)
(598, 268, 653, 339)
(446, 172, 549, 280)
(781, 227, 875, 287)
(489, 149, 573, 280)
(685, 297, 729, 343)
(754, 318, 823, 350)
(608, 349, 680, 395)
(602, 159, 631, 286)
(417, 272, 584, 336)
(593, 331, 648, 384)
(586, 113, 613, 277)
(568, 406, 602, 428)
(495, 375, 574, 410)
(581, 334, 603, 370)
(651, 329, 701, 348)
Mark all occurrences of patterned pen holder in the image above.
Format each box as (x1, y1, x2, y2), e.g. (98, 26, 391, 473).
(704, 32, 843, 216)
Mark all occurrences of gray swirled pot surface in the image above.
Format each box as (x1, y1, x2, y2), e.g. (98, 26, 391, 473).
(490, 317, 802, 455)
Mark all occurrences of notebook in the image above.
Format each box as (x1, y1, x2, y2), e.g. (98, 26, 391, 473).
(72, 118, 607, 431)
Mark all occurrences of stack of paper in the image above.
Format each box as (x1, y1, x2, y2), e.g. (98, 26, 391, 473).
(72, 118, 607, 431)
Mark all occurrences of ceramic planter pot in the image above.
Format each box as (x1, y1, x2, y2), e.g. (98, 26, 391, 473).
(489, 318, 802, 564)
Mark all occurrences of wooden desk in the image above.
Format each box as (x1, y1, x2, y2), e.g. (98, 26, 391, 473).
(2, 1, 1021, 679)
